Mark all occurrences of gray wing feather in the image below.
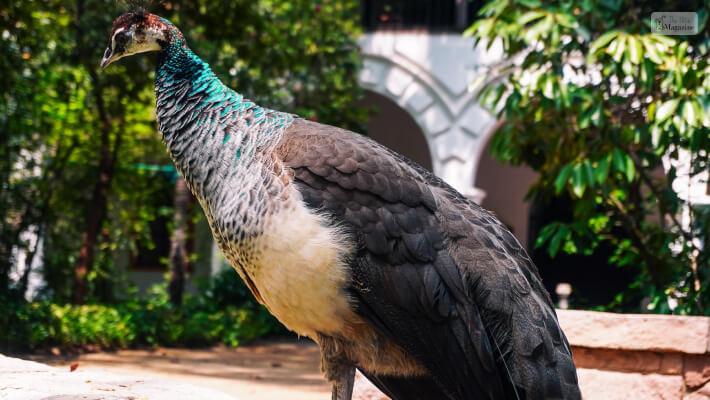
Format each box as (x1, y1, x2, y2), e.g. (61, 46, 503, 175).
(276, 119, 581, 399)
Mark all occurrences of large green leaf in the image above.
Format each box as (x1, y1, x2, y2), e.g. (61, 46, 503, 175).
(655, 99, 680, 122)
(572, 163, 587, 197)
(641, 35, 664, 64)
(628, 36, 643, 65)
(589, 31, 619, 56)
(612, 148, 626, 174)
(555, 163, 573, 193)
(624, 154, 635, 183)
(682, 100, 698, 127)
(595, 156, 611, 184)
(610, 35, 627, 62)
(583, 160, 596, 188)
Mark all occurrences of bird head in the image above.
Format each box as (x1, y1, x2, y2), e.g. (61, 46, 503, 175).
(101, 9, 172, 69)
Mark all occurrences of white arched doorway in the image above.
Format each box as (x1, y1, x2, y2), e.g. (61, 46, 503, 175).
(358, 90, 433, 171)
(357, 32, 502, 204)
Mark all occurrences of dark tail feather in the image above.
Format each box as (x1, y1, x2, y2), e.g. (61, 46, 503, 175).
(360, 371, 450, 400)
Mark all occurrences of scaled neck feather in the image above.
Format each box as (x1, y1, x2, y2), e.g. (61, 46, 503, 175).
(152, 20, 294, 241)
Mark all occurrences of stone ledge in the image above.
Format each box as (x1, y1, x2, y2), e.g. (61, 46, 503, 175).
(558, 309, 710, 354)
(571, 347, 684, 375)
(577, 368, 684, 400)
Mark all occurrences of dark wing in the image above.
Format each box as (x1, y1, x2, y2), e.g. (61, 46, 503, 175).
(276, 119, 580, 400)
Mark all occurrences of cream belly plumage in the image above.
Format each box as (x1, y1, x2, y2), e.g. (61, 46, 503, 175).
(232, 195, 355, 338)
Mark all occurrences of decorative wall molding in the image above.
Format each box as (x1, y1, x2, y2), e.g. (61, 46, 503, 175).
(358, 32, 503, 203)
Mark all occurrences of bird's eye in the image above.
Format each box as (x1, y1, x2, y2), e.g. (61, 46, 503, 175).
(114, 31, 129, 46)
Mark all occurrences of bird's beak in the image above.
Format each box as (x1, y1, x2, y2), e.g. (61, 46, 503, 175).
(100, 46, 117, 69)
(100, 56, 114, 69)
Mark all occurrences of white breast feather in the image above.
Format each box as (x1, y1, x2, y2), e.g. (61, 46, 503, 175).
(252, 199, 355, 338)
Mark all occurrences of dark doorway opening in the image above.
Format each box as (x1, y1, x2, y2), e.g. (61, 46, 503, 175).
(361, 0, 483, 32)
(357, 90, 433, 172)
(528, 195, 637, 308)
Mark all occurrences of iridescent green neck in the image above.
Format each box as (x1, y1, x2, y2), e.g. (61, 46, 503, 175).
(153, 18, 293, 150)
(154, 19, 256, 113)
(155, 21, 207, 85)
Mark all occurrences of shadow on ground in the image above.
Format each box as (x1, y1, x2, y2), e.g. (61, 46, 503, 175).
(23, 338, 331, 400)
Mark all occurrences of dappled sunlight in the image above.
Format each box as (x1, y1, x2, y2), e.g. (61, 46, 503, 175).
(26, 339, 331, 400)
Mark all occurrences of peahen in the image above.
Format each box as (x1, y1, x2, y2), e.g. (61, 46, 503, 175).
(101, 10, 581, 400)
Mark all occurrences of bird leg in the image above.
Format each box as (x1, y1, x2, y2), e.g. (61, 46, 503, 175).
(331, 365, 355, 400)
(318, 333, 355, 400)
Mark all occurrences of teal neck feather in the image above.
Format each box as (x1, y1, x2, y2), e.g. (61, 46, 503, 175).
(154, 18, 292, 141)
(155, 20, 252, 122)
(152, 18, 294, 218)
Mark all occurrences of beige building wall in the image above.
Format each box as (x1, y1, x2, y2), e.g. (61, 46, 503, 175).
(358, 90, 432, 171)
(475, 138, 538, 250)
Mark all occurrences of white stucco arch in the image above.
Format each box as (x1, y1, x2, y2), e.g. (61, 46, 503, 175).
(357, 32, 503, 204)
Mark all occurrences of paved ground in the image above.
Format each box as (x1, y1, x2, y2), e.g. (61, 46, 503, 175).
(1, 354, 239, 400)
(21, 338, 332, 400)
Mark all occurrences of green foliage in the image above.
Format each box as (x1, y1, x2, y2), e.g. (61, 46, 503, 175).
(469, 1, 710, 314)
(0, 275, 285, 351)
(195, 266, 256, 308)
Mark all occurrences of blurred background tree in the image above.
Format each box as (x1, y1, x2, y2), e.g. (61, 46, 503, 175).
(469, 0, 710, 314)
(0, 0, 364, 309)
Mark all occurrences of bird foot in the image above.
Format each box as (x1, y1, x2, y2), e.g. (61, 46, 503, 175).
(331, 365, 355, 400)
